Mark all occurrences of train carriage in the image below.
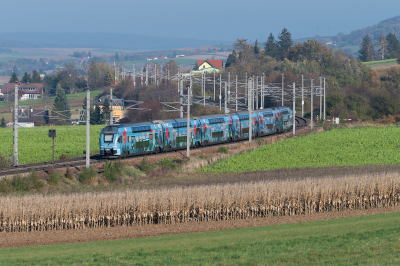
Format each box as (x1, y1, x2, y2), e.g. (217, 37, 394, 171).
(277, 106, 293, 132)
(198, 114, 230, 145)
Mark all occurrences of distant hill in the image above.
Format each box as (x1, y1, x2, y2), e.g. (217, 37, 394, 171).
(0, 32, 227, 50)
(333, 16, 400, 44)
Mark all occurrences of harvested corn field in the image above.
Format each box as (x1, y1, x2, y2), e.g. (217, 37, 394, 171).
(1, 172, 400, 233)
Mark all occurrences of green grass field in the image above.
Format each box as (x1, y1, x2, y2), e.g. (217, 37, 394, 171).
(1, 211, 399, 265)
(0, 89, 103, 109)
(0, 125, 104, 164)
(204, 127, 400, 173)
(363, 58, 398, 69)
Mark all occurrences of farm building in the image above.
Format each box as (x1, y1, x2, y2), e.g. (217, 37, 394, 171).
(0, 83, 44, 101)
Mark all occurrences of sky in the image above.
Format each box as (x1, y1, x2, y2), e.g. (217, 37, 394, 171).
(1, 0, 400, 43)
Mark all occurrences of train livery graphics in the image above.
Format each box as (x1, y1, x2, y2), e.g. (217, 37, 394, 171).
(100, 107, 293, 158)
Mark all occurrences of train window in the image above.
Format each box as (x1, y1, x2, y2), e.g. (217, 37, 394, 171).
(136, 141, 149, 148)
(229, 124, 232, 130)
(172, 122, 187, 128)
(263, 113, 273, 117)
(176, 136, 187, 143)
(282, 111, 289, 114)
(212, 131, 224, 138)
(209, 118, 224, 124)
(117, 136, 122, 143)
(242, 128, 249, 134)
(196, 128, 201, 135)
(104, 134, 114, 143)
(155, 133, 158, 140)
(239, 115, 249, 120)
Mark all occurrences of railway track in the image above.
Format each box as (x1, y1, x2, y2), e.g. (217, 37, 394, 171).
(0, 117, 308, 177)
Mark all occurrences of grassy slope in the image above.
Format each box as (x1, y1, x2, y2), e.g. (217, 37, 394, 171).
(363, 58, 398, 69)
(0, 125, 104, 164)
(1, 212, 399, 265)
(204, 127, 400, 173)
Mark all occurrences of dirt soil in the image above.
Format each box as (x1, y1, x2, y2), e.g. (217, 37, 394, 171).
(1, 206, 400, 249)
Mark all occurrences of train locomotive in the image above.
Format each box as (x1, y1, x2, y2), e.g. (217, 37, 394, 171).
(99, 106, 293, 158)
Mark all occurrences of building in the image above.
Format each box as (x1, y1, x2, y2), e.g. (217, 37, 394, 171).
(96, 95, 124, 123)
(0, 83, 44, 101)
(192, 60, 223, 74)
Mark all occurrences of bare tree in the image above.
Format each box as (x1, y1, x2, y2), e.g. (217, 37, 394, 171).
(377, 34, 388, 60)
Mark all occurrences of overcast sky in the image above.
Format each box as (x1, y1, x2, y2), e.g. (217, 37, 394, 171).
(1, 0, 399, 43)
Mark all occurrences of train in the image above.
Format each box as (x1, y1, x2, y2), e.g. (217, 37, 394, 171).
(99, 106, 293, 158)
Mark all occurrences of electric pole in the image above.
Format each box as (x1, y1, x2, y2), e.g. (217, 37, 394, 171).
(311, 79, 314, 130)
(293, 82, 296, 136)
(248, 77, 252, 143)
(213, 70, 216, 101)
(86, 86, 90, 168)
(187, 71, 192, 158)
(281, 73, 284, 106)
(301, 74, 304, 117)
(219, 74, 222, 111)
(13, 82, 18, 165)
(235, 75, 238, 112)
(110, 85, 113, 125)
(320, 76, 322, 121)
(323, 76, 326, 121)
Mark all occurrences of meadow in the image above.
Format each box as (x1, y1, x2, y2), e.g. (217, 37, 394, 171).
(363, 58, 398, 69)
(1, 211, 399, 265)
(0, 125, 104, 164)
(204, 127, 400, 173)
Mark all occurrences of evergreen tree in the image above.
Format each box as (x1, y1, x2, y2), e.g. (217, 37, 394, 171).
(102, 97, 110, 124)
(31, 70, 41, 83)
(386, 33, 400, 59)
(90, 105, 97, 125)
(21, 72, 32, 83)
(9, 72, 18, 83)
(0, 117, 6, 128)
(115, 52, 119, 61)
(264, 33, 279, 59)
(225, 50, 237, 68)
(358, 34, 375, 62)
(254, 39, 260, 55)
(277, 28, 293, 60)
(12, 66, 18, 76)
(88, 51, 92, 58)
(53, 83, 71, 123)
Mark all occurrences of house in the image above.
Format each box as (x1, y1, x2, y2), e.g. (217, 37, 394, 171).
(96, 95, 124, 123)
(1, 83, 44, 101)
(192, 60, 223, 74)
(11, 109, 49, 126)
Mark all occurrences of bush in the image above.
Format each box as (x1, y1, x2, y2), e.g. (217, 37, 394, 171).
(79, 167, 97, 184)
(11, 175, 26, 191)
(26, 170, 45, 190)
(218, 147, 228, 154)
(138, 157, 150, 172)
(0, 178, 11, 193)
(0, 153, 12, 167)
(48, 171, 60, 186)
(65, 168, 75, 180)
(104, 160, 125, 182)
(159, 158, 177, 170)
(59, 153, 71, 160)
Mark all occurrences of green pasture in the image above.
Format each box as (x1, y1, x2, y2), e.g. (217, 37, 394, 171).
(0, 89, 103, 109)
(0, 125, 104, 164)
(363, 58, 398, 69)
(203, 127, 400, 173)
(1, 211, 399, 265)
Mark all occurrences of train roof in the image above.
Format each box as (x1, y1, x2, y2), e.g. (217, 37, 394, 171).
(197, 113, 230, 120)
(119, 121, 154, 127)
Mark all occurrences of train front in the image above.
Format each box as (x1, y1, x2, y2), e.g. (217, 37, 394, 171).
(99, 125, 121, 158)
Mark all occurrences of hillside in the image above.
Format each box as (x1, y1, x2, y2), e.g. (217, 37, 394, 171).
(333, 16, 400, 45)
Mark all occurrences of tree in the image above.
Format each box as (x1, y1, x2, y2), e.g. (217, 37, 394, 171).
(88, 51, 92, 58)
(277, 28, 293, 60)
(12, 66, 18, 76)
(0, 117, 6, 128)
(254, 39, 260, 55)
(31, 70, 41, 83)
(225, 50, 237, 68)
(52, 83, 71, 124)
(115, 52, 119, 62)
(358, 34, 375, 62)
(377, 34, 387, 60)
(102, 97, 110, 124)
(386, 33, 400, 59)
(21, 72, 32, 83)
(264, 33, 279, 59)
(9, 72, 18, 83)
(172, 51, 177, 58)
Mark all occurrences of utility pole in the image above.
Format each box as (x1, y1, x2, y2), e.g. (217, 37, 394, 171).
(293, 82, 296, 136)
(245, 72, 247, 105)
(235, 75, 238, 111)
(248, 77, 252, 143)
(260, 75, 264, 109)
(187, 72, 192, 158)
(178, 69, 183, 118)
(224, 82, 227, 114)
(323, 76, 326, 121)
(301, 74, 304, 117)
(86, 86, 90, 168)
(203, 72, 205, 106)
(110, 85, 113, 125)
(133, 66, 136, 88)
(213, 70, 216, 101)
(219, 74, 222, 110)
(256, 76, 259, 110)
(228, 72, 230, 107)
(13, 82, 18, 165)
(311, 79, 314, 130)
(319, 76, 322, 121)
(281, 73, 284, 106)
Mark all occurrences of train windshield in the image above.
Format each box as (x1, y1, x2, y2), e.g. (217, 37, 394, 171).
(104, 134, 114, 143)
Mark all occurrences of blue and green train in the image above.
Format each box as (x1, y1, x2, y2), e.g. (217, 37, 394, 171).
(100, 106, 293, 158)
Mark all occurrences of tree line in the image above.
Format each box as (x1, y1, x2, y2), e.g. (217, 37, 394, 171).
(358, 33, 400, 62)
